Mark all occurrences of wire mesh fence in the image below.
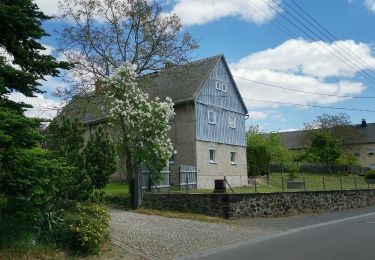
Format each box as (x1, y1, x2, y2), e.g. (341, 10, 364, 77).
(244, 175, 375, 193)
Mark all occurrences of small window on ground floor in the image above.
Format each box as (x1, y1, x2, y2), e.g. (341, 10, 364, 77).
(368, 148, 374, 156)
(209, 148, 216, 163)
(230, 151, 237, 165)
(369, 164, 375, 169)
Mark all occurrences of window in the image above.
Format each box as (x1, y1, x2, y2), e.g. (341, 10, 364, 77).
(369, 164, 375, 169)
(209, 149, 216, 163)
(353, 151, 360, 157)
(222, 83, 228, 92)
(230, 151, 237, 165)
(208, 109, 216, 124)
(229, 115, 236, 128)
(368, 148, 374, 156)
(215, 81, 221, 90)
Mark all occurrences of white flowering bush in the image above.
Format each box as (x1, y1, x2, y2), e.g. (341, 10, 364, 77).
(103, 64, 174, 178)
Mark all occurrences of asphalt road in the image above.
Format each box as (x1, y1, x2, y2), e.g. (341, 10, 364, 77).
(194, 210, 375, 260)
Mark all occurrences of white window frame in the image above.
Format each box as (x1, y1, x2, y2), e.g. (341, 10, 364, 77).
(230, 151, 237, 165)
(369, 164, 375, 169)
(229, 115, 236, 128)
(209, 148, 216, 164)
(222, 83, 228, 92)
(368, 148, 374, 156)
(215, 81, 221, 90)
(208, 109, 216, 124)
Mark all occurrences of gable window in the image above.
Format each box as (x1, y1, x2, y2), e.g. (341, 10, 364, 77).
(209, 148, 216, 163)
(222, 83, 228, 92)
(369, 148, 374, 156)
(215, 81, 221, 90)
(208, 109, 216, 124)
(229, 115, 236, 128)
(230, 151, 237, 165)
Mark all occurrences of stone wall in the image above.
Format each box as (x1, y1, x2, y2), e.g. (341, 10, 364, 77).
(142, 189, 375, 219)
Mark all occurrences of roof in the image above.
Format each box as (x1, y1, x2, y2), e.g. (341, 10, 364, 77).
(279, 123, 375, 149)
(61, 54, 247, 124)
(140, 54, 223, 104)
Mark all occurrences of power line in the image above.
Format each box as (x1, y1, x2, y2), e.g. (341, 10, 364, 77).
(245, 1, 359, 83)
(263, 0, 375, 85)
(288, 0, 375, 74)
(232, 75, 375, 99)
(269, 0, 375, 83)
(243, 97, 375, 113)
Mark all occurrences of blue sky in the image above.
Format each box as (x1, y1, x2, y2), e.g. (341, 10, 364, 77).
(12, 0, 375, 132)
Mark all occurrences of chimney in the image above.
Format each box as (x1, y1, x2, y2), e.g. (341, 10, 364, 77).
(95, 81, 103, 95)
(362, 119, 367, 127)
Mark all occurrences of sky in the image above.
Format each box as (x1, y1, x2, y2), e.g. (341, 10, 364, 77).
(11, 0, 375, 132)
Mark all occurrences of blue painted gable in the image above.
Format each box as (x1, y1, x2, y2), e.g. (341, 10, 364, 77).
(195, 56, 247, 146)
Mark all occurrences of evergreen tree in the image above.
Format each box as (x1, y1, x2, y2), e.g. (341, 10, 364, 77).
(83, 127, 117, 190)
(47, 118, 92, 201)
(0, 0, 70, 109)
(0, 0, 71, 215)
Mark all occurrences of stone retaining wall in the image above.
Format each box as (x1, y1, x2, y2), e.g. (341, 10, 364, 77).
(142, 189, 375, 219)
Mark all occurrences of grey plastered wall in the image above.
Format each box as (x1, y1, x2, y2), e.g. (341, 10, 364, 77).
(169, 102, 197, 186)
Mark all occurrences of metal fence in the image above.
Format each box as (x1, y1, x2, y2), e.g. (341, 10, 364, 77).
(270, 164, 370, 176)
(179, 165, 197, 191)
(140, 164, 170, 192)
(247, 175, 375, 193)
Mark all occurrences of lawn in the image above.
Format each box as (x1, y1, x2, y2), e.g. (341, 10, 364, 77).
(103, 182, 129, 196)
(104, 173, 373, 195)
(192, 173, 372, 194)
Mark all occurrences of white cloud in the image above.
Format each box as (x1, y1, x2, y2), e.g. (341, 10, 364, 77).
(248, 111, 268, 119)
(365, 0, 375, 12)
(33, 0, 61, 16)
(230, 39, 375, 109)
(169, 0, 282, 26)
(7, 92, 61, 119)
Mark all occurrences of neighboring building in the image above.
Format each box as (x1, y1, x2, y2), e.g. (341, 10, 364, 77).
(279, 121, 375, 169)
(61, 55, 249, 189)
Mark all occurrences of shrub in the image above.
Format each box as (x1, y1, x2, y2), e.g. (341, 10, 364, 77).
(59, 203, 110, 255)
(365, 170, 375, 179)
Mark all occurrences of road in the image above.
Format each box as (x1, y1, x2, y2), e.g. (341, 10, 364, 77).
(192, 210, 375, 260)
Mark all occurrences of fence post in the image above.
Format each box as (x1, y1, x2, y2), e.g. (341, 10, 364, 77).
(281, 177, 284, 192)
(340, 177, 343, 190)
(186, 176, 189, 193)
(303, 177, 306, 191)
(148, 176, 152, 192)
(254, 177, 257, 193)
(322, 177, 325, 191)
(354, 177, 357, 190)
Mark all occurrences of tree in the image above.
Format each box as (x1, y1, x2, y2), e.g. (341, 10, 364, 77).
(306, 133, 341, 174)
(303, 113, 365, 150)
(303, 113, 364, 171)
(83, 127, 118, 189)
(0, 0, 70, 109)
(56, 0, 198, 100)
(47, 118, 92, 201)
(246, 125, 294, 176)
(103, 65, 174, 204)
(0, 0, 70, 217)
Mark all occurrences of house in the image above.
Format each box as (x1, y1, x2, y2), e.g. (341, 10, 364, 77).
(279, 120, 375, 169)
(61, 55, 249, 189)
